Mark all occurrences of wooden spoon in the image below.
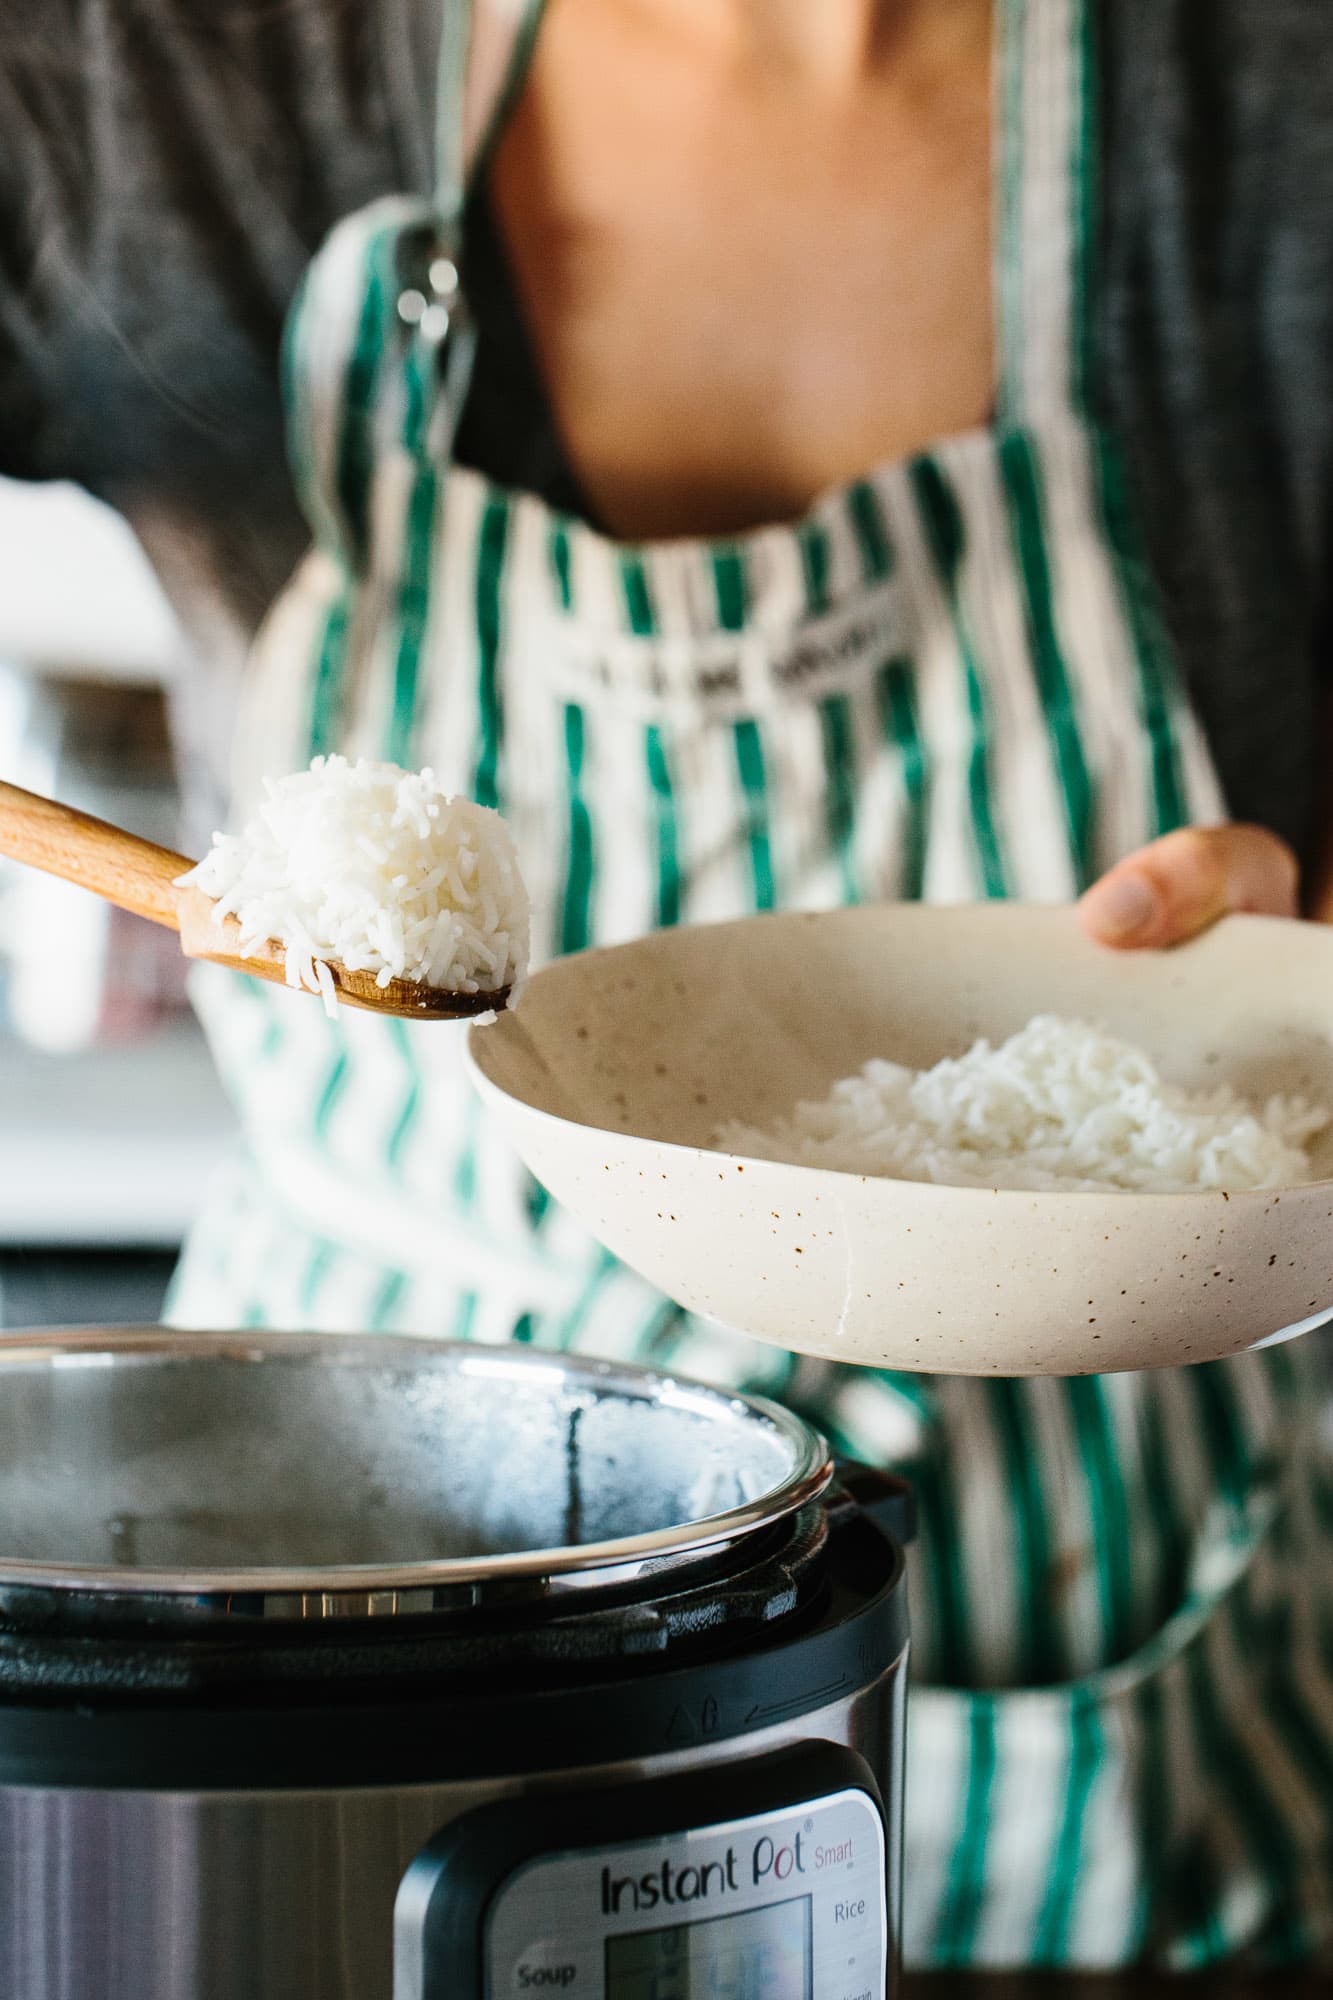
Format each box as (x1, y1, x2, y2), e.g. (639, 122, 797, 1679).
(0, 779, 511, 1020)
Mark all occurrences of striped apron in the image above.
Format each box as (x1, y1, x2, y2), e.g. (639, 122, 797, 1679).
(167, 0, 1333, 1968)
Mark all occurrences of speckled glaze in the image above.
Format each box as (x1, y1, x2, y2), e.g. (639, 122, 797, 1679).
(467, 906, 1333, 1375)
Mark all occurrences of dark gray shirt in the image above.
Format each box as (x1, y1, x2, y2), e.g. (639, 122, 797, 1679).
(1, 2, 1329, 859)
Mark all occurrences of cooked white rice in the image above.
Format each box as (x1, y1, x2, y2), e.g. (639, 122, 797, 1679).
(716, 1015, 1328, 1193)
(179, 757, 529, 1014)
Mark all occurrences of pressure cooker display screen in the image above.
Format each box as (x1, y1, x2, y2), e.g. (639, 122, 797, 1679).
(605, 1895, 811, 1998)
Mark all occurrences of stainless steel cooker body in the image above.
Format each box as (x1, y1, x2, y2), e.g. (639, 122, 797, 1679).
(0, 1677, 905, 2000)
(0, 1333, 911, 2000)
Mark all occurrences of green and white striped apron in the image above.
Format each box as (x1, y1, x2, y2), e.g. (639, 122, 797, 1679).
(168, 0, 1333, 1968)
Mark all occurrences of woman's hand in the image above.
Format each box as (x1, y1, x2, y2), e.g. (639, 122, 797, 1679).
(1077, 825, 1300, 950)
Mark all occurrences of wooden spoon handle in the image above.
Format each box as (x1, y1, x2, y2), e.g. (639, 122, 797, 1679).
(0, 778, 196, 932)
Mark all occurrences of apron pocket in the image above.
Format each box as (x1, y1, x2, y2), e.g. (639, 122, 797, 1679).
(904, 1479, 1333, 1971)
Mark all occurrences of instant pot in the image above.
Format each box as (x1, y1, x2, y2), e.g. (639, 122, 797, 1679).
(0, 1332, 911, 2000)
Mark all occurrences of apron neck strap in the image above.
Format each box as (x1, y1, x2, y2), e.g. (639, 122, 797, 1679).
(434, 0, 475, 241)
(435, 0, 547, 247)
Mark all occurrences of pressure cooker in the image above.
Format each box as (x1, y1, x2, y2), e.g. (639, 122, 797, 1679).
(0, 1331, 911, 2000)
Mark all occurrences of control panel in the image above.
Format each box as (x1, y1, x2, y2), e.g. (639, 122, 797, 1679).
(394, 1747, 891, 2000)
(487, 1786, 885, 1999)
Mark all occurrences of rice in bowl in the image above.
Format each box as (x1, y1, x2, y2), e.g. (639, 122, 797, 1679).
(716, 1015, 1329, 1194)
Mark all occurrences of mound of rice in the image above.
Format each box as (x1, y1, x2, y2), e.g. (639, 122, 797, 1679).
(179, 757, 529, 1014)
(716, 1015, 1328, 1193)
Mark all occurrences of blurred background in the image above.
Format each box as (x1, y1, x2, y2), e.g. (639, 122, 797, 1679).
(0, 477, 234, 1328)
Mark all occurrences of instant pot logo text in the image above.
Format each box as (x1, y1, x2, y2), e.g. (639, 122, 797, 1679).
(601, 1829, 841, 1915)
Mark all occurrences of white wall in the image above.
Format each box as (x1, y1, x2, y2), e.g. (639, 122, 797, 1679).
(0, 477, 181, 685)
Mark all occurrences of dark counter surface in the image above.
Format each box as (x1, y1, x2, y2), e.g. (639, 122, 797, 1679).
(0, 1248, 175, 1330)
(906, 1976, 1328, 1997)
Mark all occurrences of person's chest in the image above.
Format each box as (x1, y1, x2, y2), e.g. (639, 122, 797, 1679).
(488, 0, 995, 541)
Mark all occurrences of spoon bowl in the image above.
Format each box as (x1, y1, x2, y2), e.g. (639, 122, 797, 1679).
(172, 884, 509, 1018)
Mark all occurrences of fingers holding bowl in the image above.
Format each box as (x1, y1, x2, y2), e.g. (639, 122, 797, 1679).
(1078, 825, 1300, 950)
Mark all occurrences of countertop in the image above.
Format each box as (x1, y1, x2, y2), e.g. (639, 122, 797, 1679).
(905, 1976, 1327, 1997)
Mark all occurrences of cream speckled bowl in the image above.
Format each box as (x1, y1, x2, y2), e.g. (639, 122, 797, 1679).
(467, 906, 1333, 1375)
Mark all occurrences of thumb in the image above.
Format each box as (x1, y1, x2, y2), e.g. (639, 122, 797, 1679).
(1078, 825, 1299, 949)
